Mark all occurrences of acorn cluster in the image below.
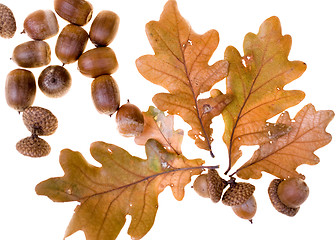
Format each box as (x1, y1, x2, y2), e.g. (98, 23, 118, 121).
(193, 170, 310, 222)
(3, 0, 145, 157)
(193, 170, 257, 222)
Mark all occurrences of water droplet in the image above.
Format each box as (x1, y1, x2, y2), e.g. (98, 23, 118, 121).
(66, 188, 72, 195)
(108, 148, 113, 153)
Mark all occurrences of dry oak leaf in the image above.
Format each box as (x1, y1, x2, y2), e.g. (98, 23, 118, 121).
(236, 104, 334, 180)
(35, 139, 204, 240)
(220, 16, 306, 173)
(136, 0, 231, 156)
(134, 106, 184, 154)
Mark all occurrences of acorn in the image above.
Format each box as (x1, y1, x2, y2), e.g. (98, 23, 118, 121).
(12, 40, 51, 68)
(222, 182, 255, 206)
(116, 102, 144, 137)
(277, 177, 309, 208)
(268, 179, 300, 217)
(23, 9, 59, 40)
(38, 65, 72, 98)
(231, 195, 257, 222)
(193, 174, 210, 198)
(0, 3, 16, 38)
(54, 0, 93, 26)
(5, 69, 36, 112)
(91, 75, 120, 116)
(16, 135, 51, 158)
(89, 10, 120, 47)
(78, 47, 118, 78)
(207, 169, 227, 203)
(22, 106, 58, 136)
(55, 24, 89, 64)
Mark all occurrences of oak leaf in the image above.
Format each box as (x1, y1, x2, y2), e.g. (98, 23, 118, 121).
(35, 139, 204, 240)
(134, 106, 184, 154)
(219, 16, 306, 173)
(236, 104, 334, 180)
(136, 0, 231, 156)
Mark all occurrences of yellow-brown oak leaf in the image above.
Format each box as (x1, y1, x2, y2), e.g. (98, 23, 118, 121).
(221, 16, 306, 173)
(35, 139, 204, 240)
(136, 0, 231, 156)
(236, 104, 334, 180)
(134, 106, 184, 155)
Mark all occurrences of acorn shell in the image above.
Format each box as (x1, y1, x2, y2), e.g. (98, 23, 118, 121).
(222, 182, 255, 206)
(55, 24, 89, 64)
(38, 65, 72, 98)
(89, 10, 119, 47)
(12, 40, 51, 68)
(22, 106, 58, 136)
(91, 75, 120, 115)
(5, 69, 36, 112)
(24, 9, 59, 40)
(0, 3, 16, 38)
(268, 179, 300, 217)
(16, 136, 51, 158)
(54, 0, 93, 26)
(116, 102, 144, 137)
(78, 47, 118, 78)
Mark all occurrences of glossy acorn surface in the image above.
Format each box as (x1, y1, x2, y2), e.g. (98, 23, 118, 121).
(38, 65, 72, 98)
(231, 195, 257, 221)
(277, 177, 309, 208)
(5, 69, 36, 112)
(91, 75, 120, 115)
(89, 10, 120, 47)
(54, 0, 93, 26)
(12, 40, 51, 68)
(55, 24, 88, 64)
(78, 47, 118, 78)
(24, 9, 59, 40)
(116, 102, 144, 137)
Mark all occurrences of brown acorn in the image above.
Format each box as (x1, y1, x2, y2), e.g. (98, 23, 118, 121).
(23, 9, 59, 40)
(231, 195, 257, 222)
(78, 47, 118, 78)
(89, 10, 120, 47)
(207, 169, 227, 203)
(116, 102, 144, 137)
(38, 65, 72, 98)
(193, 174, 210, 198)
(54, 0, 93, 26)
(222, 182, 255, 206)
(12, 40, 51, 68)
(268, 179, 300, 217)
(55, 24, 89, 64)
(91, 75, 120, 115)
(16, 135, 51, 158)
(22, 106, 58, 136)
(0, 3, 16, 38)
(5, 69, 36, 112)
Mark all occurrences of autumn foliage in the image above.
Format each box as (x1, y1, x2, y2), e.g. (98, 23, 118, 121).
(36, 0, 334, 239)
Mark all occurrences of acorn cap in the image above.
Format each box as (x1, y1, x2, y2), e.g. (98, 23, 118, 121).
(16, 136, 51, 158)
(222, 182, 255, 206)
(0, 3, 16, 38)
(207, 169, 227, 203)
(268, 179, 300, 217)
(22, 106, 58, 136)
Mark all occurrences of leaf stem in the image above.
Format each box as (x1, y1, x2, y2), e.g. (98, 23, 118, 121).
(80, 165, 220, 201)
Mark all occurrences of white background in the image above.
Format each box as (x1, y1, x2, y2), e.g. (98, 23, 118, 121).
(1, 0, 335, 239)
